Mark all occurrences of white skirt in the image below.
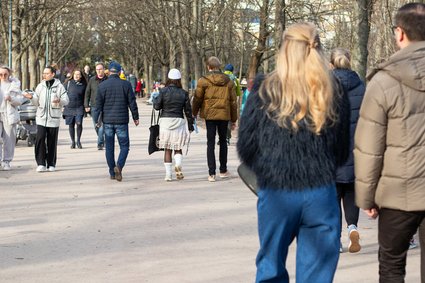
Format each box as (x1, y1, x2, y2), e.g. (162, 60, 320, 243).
(158, 117, 188, 150)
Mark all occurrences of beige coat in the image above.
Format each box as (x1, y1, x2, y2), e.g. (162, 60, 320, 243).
(354, 41, 425, 211)
(192, 71, 238, 122)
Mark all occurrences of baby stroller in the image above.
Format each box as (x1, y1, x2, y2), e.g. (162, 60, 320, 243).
(16, 90, 37, 147)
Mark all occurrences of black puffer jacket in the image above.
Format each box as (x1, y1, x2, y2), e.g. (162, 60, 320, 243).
(153, 85, 194, 131)
(96, 74, 139, 124)
(237, 75, 350, 191)
(63, 80, 86, 116)
(333, 69, 365, 183)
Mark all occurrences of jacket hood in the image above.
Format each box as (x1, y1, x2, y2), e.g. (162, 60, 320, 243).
(333, 69, 363, 92)
(204, 71, 231, 86)
(368, 41, 425, 91)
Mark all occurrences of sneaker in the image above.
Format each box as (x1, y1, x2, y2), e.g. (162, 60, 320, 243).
(164, 175, 172, 181)
(48, 166, 56, 172)
(97, 144, 104, 150)
(110, 175, 116, 180)
(36, 165, 47, 172)
(114, 166, 122, 182)
(348, 228, 361, 253)
(175, 166, 184, 180)
(2, 161, 11, 171)
(219, 171, 231, 178)
(409, 238, 418, 250)
(208, 175, 216, 182)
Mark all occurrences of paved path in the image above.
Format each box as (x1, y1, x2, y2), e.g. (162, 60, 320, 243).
(0, 99, 420, 282)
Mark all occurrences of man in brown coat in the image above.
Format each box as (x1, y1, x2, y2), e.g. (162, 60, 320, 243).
(192, 56, 238, 182)
(354, 3, 425, 282)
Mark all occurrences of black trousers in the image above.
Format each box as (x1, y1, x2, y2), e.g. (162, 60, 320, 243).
(205, 120, 228, 176)
(336, 182, 359, 230)
(35, 125, 59, 167)
(378, 208, 425, 283)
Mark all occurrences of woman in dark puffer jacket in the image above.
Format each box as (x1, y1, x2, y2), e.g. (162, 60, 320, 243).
(330, 48, 365, 254)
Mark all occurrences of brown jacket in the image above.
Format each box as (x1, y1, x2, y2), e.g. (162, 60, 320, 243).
(354, 41, 425, 211)
(192, 71, 238, 122)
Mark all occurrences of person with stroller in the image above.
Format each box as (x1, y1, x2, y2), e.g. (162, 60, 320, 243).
(0, 65, 23, 171)
(63, 68, 87, 149)
(23, 66, 69, 172)
(153, 69, 194, 181)
(237, 22, 350, 282)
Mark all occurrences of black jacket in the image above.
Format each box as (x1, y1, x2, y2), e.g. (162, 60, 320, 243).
(85, 75, 107, 108)
(237, 75, 350, 191)
(333, 69, 365, 183)
(153, 85, 194, 130)
(96, 74, 139, 124)
(63, 80, 86, 116)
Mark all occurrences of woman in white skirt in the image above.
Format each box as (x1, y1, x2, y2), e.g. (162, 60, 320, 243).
(153, 69, 194, 181)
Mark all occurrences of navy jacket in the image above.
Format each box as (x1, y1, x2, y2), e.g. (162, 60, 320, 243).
(237, 75, 350, 191)
(96, 74, 139, 124)
(333, 69, 365, 183)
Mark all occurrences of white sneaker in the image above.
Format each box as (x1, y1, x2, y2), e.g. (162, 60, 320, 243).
(208, 175, 216, 182)
(164, 175, 172, 181)
(348, 228, 361, 253)
(2, 161, 11, 171)
(36, 165, 47, 172)
(48, 166, 56, 172)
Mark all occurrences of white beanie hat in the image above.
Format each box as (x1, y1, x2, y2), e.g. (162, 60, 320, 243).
(168, 68, 181, 80)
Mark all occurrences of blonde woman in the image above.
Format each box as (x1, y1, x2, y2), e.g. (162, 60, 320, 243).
(0, 65, 23, 170)
(330, 48, 365, 253)
(237, 22, 350, 282)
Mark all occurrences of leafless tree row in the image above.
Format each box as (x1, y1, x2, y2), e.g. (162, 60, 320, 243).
(0, 0, 418, 90)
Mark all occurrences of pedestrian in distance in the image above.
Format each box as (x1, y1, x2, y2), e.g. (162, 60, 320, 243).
(96, 61, 139, 182)
(85, 62, 107, 150)
(354, 3, 425, 282)
(153, 68, 194, 181)
(192, 56, 238, 182)
(330, 47, 365, 253)
(0, 65, 24, 171)
(23, 66, 69, 172)
(63, 68, 87, 149)
(237, 22, 350, 283)
(223, 63, 242, 145)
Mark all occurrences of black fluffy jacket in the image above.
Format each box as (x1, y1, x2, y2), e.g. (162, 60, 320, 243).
(237, 75, 350, 191)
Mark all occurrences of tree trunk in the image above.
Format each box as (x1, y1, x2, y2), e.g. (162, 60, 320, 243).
(356, 0, 373, 79)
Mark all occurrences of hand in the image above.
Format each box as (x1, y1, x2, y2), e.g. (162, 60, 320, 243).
(23, 92, 33, 99)
(4, 95, 11, 101)
(364, 208, 379, 219)
(134, 119, 139, 126)
(231, 122, 237, 131)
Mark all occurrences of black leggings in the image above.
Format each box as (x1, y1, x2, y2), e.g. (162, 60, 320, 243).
(69, 121, 83, 142)
(336, 182, 359, 230)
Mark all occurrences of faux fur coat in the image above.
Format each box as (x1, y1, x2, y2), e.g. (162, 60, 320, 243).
(237, 75, 350, 191)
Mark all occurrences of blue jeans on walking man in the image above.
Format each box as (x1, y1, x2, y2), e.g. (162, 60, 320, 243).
(104, 124, 129, 177)
(256, 185, 340, 283)
(91, 107, 104, 148)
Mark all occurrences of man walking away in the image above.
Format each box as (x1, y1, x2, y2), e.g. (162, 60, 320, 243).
(192, 56, 238, 182)
(354, 3, 425, 282)
(96, 61, 139, 181)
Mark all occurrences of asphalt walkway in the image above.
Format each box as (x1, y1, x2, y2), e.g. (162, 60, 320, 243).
(0, 99, 420, 282)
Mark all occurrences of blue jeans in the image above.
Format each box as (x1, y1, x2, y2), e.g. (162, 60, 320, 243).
(91, 107, 104, 146)
(104, 124, 129, 177)
(256, 185, 340, 283)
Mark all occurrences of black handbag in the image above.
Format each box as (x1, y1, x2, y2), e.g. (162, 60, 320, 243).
(148, 109, 161, 155)
(237, 163, 259, 196)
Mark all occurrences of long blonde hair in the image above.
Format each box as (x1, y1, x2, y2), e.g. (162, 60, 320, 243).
(260, 22, 336, 134)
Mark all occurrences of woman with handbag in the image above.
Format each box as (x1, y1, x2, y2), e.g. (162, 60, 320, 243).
(0, 65, 23, 170)
(153, 69, 194, 181)
(237, 22, 350, 282)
